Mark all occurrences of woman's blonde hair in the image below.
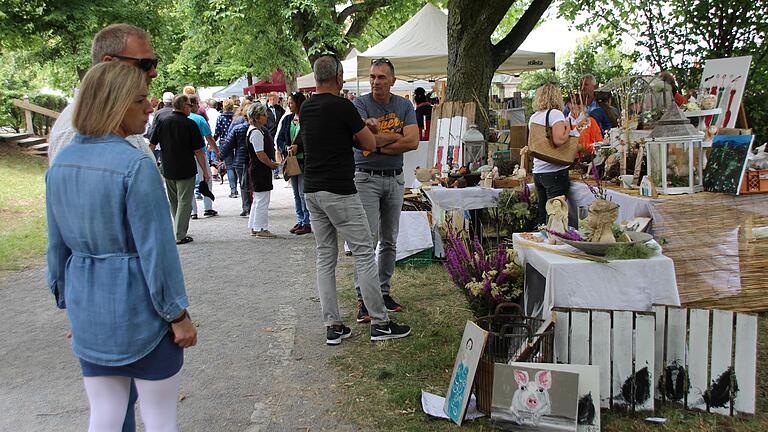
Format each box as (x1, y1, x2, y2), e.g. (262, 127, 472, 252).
(234, 100, 252, 120)
(183, 85, 196, 95)
(532, 83, 564, 112)
(74, 62, 146, 136)
(222, 99, 234, 112)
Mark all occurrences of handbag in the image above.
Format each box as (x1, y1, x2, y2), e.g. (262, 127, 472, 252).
(282, 149, 302, 179)
(528, 109, 579, 165)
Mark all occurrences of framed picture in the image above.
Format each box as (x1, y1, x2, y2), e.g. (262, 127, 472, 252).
(492, 363, 580, 431)
(444, 321, 488, 425)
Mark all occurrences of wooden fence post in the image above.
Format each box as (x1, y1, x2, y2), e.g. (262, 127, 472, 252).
(23, 95, 34, 134)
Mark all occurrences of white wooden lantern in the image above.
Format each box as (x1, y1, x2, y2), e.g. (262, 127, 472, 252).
(645, 105, 704, 194)
(462, 124, 486, 170)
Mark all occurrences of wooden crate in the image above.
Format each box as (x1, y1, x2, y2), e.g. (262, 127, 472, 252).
(553, 308, 656, 412)
(739, 169, 768, 194)
(653, 305, 758, 415)
(555, 306, 759, 416)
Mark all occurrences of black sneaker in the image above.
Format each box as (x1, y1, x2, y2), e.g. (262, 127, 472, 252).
(356, 301, 370, 323)
(383, 295, 402, 312)
(239, 210, 249, 217)
(326, 325, 352, 345)
(370, 321, 411, 341)
(229, 192, 239, 198)
(191, 214, 198, 220)
(203, 209, 218, 217)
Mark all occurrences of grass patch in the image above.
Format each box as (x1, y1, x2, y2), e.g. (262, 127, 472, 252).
(332, 259, 768, 431)
(0, 144, 48, 270)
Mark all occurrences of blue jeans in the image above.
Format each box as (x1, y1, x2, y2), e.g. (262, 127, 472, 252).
(224, 156, 238, 194)
(290, 173, 310, 225)
(305, 191, 389, 326)
(353, 171, 405, 300)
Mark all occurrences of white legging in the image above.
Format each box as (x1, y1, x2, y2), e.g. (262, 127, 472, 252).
(82, 371, 182, 432)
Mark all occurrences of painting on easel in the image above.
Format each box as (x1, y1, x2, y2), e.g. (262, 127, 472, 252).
(699, 56, 752, 129)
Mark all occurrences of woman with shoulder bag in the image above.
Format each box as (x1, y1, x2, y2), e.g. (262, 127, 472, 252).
(528, 83, 574, 226)
(277, 92, 311, 235)
(46, 61, 196, 431)
(246, 102, 280, 238)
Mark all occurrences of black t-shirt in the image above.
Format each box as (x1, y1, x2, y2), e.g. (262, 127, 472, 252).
(149, 111, 203, 180)
(301, 93, 366, 195)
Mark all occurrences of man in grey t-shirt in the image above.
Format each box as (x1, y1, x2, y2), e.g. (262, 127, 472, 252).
(352, 58, 419, 322)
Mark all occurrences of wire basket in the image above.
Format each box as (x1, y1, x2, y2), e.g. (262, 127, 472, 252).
(473, 303, 555, 414)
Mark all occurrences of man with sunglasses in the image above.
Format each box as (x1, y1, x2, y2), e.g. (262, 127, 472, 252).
(46, 23, 162, 432)
(351, 58, 419, 323)
(48, 24, 160, 162)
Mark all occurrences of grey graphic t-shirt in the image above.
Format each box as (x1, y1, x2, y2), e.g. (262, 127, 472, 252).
(352, 93, 417, 170)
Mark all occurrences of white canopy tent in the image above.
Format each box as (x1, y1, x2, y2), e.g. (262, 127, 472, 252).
(296, 49, 360, 89)
(354, 3, 555, 80)
(211, 75, 252, 99)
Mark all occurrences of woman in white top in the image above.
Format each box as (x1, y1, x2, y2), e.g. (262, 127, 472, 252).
(529, 83, 572, 225)
(245, 103, 280, 238)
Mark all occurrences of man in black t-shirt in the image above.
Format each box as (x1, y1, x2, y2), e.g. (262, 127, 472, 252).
(301, 55, 412, 346)
(149, 94, 209, 244)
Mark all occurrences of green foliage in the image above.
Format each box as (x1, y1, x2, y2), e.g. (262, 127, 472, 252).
(558, 0, 768, 140)
(518, 33, 636, 94)
(604, 243, 656, 260)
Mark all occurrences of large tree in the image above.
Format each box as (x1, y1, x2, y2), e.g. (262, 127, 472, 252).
(446, 0, 553, 131)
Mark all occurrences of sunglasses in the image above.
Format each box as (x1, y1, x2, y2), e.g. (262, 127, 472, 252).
(371, 57, 392, 66)
(111, 55, 160, 72)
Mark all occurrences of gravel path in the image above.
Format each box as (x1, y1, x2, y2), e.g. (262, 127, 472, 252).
(0, 178, 361, 431)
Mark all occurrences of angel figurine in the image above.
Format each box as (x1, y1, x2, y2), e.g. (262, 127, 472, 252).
(545, 196, 569, 234)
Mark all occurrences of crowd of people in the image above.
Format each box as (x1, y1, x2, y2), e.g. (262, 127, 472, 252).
(45, 23, 419, 431)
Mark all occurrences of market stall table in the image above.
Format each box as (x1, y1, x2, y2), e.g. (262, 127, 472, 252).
(422, 185, 504, 245)
(512, 233, 680, 320)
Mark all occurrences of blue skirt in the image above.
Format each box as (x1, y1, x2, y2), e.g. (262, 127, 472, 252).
(80, 331, 183, 380)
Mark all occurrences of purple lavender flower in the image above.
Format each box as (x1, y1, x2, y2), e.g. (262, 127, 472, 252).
(547, 229, 584, 241)
(518, 182, 530, 204)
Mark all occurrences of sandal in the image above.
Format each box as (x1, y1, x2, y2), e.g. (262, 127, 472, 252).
(176, 236, 194, 245)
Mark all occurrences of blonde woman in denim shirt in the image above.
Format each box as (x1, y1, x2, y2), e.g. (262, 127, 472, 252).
(46, 61, 197, 431)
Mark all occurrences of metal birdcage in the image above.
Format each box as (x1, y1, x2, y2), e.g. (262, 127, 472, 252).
(473, 303, 554, 414)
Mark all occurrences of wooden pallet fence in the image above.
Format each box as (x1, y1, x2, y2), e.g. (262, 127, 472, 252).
(553, 308, 656, 412)
(653, 305, 758, 415)
(430, 102, 476, 170)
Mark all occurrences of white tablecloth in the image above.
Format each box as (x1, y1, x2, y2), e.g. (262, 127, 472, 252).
(395, 211, 433, 260)
(512, 233, 680, 319)
(568, 183, 659, 224)
(422, 186, 503, 211)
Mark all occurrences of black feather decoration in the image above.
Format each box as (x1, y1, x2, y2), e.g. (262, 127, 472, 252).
(703, 367, 739, 408)
(621, 367, 651, 405)
(662, 362, 688, 402)
(577, 392, 596, 425)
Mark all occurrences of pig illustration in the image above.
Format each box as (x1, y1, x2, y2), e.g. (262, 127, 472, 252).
(510, 369, 552, 426)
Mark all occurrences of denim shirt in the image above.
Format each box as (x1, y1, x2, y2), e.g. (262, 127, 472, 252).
(46, 134, 189, 366)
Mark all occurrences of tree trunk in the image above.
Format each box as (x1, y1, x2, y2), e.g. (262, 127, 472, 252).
(285, 71, 299, 93)
(247, 72, 253, 87)
(446, 6, 495, 135)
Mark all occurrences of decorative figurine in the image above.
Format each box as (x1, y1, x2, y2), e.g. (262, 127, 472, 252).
(545, 196, 569, 234)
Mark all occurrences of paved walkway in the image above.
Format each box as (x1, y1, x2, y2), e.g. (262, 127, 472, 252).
(0, 178, 360, 431)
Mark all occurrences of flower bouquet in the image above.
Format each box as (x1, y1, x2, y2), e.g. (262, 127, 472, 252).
(443, 229, 524, 317)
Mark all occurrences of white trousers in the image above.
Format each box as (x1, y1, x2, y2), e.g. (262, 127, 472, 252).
(82, 370, 182, 432)
(248, 191, 271, 231)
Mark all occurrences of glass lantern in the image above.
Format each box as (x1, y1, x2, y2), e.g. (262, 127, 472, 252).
(646, 105, 704, 194)
(462, 124, 486, 171)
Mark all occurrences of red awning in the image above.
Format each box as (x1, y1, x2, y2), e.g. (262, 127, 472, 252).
(243, 70, 314, 94)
